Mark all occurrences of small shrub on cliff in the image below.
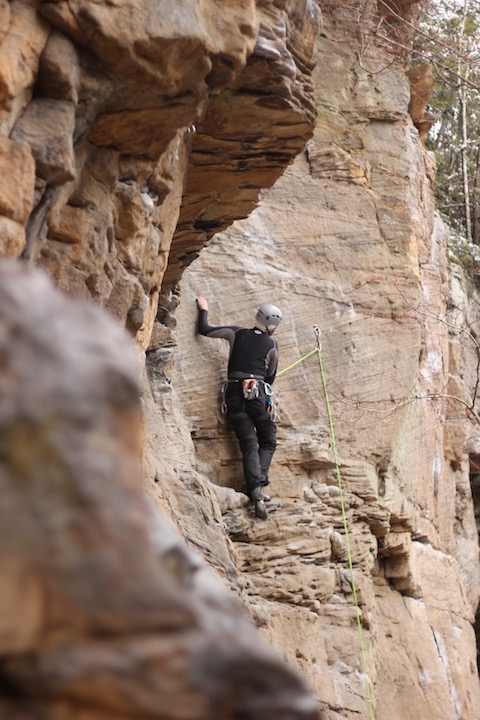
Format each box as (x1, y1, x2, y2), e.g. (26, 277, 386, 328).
(447, 229, 480, 277)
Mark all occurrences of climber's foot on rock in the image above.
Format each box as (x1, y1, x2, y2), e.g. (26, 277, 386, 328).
(251, 486, 269, 519)
(254, 499, 268, 520)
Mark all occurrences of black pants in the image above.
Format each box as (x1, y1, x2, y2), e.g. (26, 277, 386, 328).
(225, 382, 277, 498)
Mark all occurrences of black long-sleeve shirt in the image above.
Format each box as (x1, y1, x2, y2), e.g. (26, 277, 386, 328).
(198, 309, 279, 385)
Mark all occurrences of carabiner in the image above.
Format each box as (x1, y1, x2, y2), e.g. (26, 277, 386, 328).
(313, 324, 322, 351)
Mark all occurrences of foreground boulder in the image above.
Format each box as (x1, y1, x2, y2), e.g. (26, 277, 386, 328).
(0, 262, 318, 720)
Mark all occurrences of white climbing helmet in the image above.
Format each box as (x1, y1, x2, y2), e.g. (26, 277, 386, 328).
(255, 303, 282, 331)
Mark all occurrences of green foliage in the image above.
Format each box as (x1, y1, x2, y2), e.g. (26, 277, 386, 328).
(413, 0, 480, 244)
(321, 1, 480, 249)
(447, 230, 480, 273)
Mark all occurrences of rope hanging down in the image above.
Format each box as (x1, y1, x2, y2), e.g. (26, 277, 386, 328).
(277, 326, 376, 720)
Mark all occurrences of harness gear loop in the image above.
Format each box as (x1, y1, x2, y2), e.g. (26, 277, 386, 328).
(221, 382, 228, 414)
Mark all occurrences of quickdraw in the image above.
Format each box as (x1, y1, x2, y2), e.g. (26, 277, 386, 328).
(267, 396, 280, 422)
(261, 381, 278, 421)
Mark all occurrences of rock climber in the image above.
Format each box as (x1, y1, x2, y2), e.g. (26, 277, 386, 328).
(196, 297, 282, 520)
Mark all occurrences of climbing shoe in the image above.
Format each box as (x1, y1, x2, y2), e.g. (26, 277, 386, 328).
(254, 499, 268, 520)
(251, 486, 269, 520)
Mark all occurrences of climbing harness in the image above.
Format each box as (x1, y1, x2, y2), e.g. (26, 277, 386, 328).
(221, 378, 279, 421)
(278, 325, 376, 720)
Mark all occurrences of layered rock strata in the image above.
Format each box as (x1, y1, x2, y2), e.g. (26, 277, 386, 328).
(0, 0, 319, 350)
(166, 0, 319, 288)
(0, 263, 318, 720)
(0, 0, 321, 718)
(1, 1, 480, 719)
(171, 3, 480, 719)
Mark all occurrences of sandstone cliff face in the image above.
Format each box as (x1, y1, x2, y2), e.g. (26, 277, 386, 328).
(0, 1, 321, 718)
(0, 263, 319, 720)
(1, 1, 480, 719)
(170, 5, 480, 720)
(1, 0, 318, 347)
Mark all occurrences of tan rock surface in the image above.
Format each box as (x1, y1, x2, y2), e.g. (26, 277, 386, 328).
(165, 0, 321, 287)
(0, 262, 318, 720)
(0, 1, 322, 717)
(0, 0, 319, 357)
(0, 135, 35, 225)
(172, 4, 480, 718)
(1, 1, 480, 719)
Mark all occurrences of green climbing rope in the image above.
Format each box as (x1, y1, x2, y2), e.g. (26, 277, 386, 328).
(276, 347, 318, 377)
(278, 327, 376, 720)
